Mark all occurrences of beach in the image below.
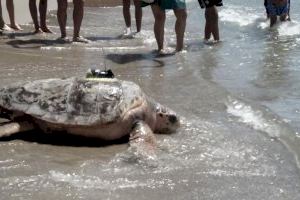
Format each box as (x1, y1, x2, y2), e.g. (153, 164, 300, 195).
(1, 0, 300, 199)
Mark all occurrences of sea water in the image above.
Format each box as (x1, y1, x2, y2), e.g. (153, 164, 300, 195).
(0, 0, 300, 199)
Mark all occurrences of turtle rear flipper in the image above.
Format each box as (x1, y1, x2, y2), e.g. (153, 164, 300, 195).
(0, 121, 35, 138)
(129, 121, 157, 159)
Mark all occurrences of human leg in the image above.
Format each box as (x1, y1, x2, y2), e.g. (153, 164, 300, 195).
(39, 0, 52, 33)
(205, 6, 219, 41)
(151, 4, 165, 51)
(173, 8, 187, 51)
(279, 0, 290, 21)
(57, 0, 68, 38)
(122, 0, 131, 30)
(6, 0, 22, 30)
(287, 0, 290, 20)
(270, 15, 277, 27)
(73, 0, 88, 42)
(0, 2, 4, 29)
(29, 0, 41, 33)
(133, 0, 142, 32)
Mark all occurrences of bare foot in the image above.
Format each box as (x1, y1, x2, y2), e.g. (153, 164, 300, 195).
(33, 28, 43, 34)
(0, 24, 13, 31)
(56, 36, 71, 44)
(9, 24, 23, 31)
(73, 36, 90, 43)
(41, 26, 53, 33)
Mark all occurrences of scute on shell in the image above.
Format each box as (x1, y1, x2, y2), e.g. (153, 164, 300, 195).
(0, 78, 145, 126)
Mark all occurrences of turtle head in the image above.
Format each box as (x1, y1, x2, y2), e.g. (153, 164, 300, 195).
(154, 103, 180, 134)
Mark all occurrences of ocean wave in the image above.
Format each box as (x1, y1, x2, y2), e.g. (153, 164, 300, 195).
(219, 4, 261, 26)
(226, 96, 300, 169)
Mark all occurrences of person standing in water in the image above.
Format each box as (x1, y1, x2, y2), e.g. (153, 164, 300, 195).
(57, 0, 89, 43)
(0, 0, 22, 31)
(122, 0, 142, 36)
(29, 0, 52, 33)
(198, 0, 223, 43)
(148, 0, 187, 53)
(265, 0, 290, 27)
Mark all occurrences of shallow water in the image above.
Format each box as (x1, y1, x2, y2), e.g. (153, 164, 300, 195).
(1, 0, 300, 199)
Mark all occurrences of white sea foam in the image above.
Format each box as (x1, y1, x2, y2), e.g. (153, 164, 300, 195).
(41, 46, 72, 51)
(227, 97, 300, 169)
(257, 21, 269, 30)
(219, 5, 260, 26)
(226, 97, 281, 138)
(278, 21, 300, 36)
(257, 18, 300, 37)
(138, 30, 156, 46)
(49, 170, 173, 190)
(41, 46, 146, 52)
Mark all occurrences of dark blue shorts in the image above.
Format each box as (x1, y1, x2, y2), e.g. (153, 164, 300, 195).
(198, 0, 223, 9)
(266, 0, 290, 16)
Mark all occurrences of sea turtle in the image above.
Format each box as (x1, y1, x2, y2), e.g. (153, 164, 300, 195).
(0, 73, 180, 155)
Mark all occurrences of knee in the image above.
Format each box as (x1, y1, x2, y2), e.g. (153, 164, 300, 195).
(40, 0, 47, 6)
(133, 0, 141, 7)
(154, 12, 165, 23)
(177, 10, 187, 22)
(123, 0, 130, 9)
(58, 0, 68, 10)
(74, 0, 84, 7)
(205, 8, 218, 22)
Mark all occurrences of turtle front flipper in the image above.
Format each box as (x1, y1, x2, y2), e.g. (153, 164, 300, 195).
(129, 121, 157, 159)
(0, 121, 35, 138)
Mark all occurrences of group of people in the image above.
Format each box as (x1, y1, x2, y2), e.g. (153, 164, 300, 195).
(0, 0, 87, 43)
(124, 0, 223, 53)
(0, 0, 22, 31)
(124, 0, 291, 53)
(0, 0, 292, 51)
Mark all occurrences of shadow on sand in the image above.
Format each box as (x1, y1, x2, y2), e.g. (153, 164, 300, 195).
(85, 35, 125, 42)
(0, 119, 128, 147)
(6, 38, 72, 49)
(0, 128, 129, 147)
(106, 52, 174, 68)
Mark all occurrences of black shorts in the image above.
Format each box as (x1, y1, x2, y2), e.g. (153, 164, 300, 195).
(198, 0, 223, 8)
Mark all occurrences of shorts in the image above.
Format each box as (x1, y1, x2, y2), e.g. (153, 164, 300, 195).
(159, 0, 186, 10)
(141, 0, 186, 10)
(198, 0, 223, 9)
(266, 0, 290, 16)
(141, 0, 157, 7)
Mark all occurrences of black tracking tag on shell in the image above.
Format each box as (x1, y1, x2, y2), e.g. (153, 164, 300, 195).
(86, 69, 115, 79)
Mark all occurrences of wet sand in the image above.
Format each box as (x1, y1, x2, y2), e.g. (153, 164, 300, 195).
(1, 1, 300, 199)
(85, 0, 122, 7)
